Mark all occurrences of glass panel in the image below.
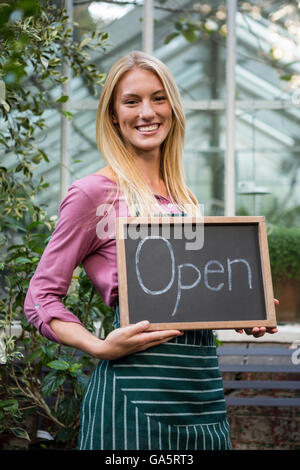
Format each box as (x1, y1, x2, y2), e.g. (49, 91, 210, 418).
(70, 108, 101, 178)
(36, 106, 102, 217)
(235, 1, 300, 228)
(236, 0, 300, 104)
(184, 110, 225, 215)
(30, 108, 64, 217)
(236, 109, 300, 226)
(236, 1, 300, 324)
(154, 0, 226, 101)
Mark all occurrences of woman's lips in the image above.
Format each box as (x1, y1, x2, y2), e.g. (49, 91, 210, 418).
(135, 123, 160, 134)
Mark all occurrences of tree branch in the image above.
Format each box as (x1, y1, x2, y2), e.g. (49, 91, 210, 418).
(10, 363, 66, 429)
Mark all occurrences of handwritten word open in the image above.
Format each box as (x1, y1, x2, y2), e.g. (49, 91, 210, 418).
(136, 236, 253, 318)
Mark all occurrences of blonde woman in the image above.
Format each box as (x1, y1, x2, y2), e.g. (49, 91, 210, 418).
(24, 51, 277, 450)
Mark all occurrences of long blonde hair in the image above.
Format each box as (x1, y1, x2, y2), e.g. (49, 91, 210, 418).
(96, 50, 200, 216)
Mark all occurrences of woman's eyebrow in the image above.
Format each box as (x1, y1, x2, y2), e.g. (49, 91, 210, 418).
(152, 89, 166, 95)
(121, 89, 166, 99)
(122, 93, 140, 99)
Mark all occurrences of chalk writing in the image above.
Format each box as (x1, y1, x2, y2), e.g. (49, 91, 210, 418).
(135, 236, 175, 295)
(135, 236, 253, 317)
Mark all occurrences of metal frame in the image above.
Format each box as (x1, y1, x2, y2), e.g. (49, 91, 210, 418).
(59, 1, 300, 212)
(142, 0, 153, 54)
(68, 98, 300, 111)
(225, 0, 237, 216)
(60, 0, 73, 201)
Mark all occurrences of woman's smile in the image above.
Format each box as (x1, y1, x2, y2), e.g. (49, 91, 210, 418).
(135, 123, 161, 134)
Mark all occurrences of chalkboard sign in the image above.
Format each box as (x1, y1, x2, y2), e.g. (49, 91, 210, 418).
(116, 216, 277, 330)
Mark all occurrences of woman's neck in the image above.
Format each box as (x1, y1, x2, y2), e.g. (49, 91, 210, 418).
(96, 151, 169, 199)
(132, 152, 168, 198)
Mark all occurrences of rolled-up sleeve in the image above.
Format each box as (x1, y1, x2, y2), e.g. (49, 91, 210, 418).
(24, 183, 101, 343)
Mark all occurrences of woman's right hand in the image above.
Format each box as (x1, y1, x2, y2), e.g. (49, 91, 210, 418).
(94, 321, 184, 360)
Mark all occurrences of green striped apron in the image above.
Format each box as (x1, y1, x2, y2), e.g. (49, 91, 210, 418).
(78, 306, 231, 450)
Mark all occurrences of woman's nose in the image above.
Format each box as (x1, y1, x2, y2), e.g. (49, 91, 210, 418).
(139, 100, 155, 120)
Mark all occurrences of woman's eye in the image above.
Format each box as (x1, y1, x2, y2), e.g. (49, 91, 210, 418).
(154, 96, 166, 102)
(123, 98, 138, 105)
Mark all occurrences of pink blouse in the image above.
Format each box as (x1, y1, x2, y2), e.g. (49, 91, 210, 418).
(24, 174, 179, 343)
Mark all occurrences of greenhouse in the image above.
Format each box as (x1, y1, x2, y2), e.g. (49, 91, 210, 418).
(0, 0, 299, 452)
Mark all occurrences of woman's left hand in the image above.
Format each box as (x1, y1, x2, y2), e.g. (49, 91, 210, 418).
(235, 299, 279, 338)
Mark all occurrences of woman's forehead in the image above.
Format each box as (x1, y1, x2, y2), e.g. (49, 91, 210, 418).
(115, 68, 165, 96)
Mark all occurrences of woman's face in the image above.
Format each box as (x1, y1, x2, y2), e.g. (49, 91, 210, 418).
(112, 68, 173, 157)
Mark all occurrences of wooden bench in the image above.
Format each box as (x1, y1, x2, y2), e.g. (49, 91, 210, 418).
(217, 345, 300, 406)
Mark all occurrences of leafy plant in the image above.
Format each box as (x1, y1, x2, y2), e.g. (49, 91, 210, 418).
(1, 262, 113, 448)
(0, 0, 112, 449)
(268, 226, 300, 282)
(236, 205, 300, 282)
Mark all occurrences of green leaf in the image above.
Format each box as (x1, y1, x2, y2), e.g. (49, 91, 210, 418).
(47, 359, 69, 370)
(55, 426, 76, 443)
(0, 98, 10, 112)
(279, 74, 293, 81)
(75, 373, 89, 396)
(175, 20, 184, 32)
(27, 221, 44, 230)
(41, 343, 58, 360)
(0, 80, 6, 102)
(182, 29, 197, 42)
(58, 76, 69, 84)
(31, 154, 43, 164)
(40, 57, 48, 69)
(41, 370, 66, 397)
(11, 427, 30, 441)
(15, 257, 32, 264)
(61, 110, 73, 120)
(25, 349, 42, 362)
(69, 363, 82, 373)
(56, 95, 69, 103)
(164, 32, 180, 45)
(56, 396, 79, 425)
(40, 150, 49, 162)
(79, 37, 92, 48)
(0, 399, 19, 412)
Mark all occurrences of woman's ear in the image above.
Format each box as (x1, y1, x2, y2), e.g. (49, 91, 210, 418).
(112, 114, 118, 125)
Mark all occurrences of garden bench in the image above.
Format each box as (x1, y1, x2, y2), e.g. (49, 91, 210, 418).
(217, 344, 300, 406)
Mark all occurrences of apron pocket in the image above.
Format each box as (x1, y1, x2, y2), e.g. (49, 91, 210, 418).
(112, 341, 227, 428)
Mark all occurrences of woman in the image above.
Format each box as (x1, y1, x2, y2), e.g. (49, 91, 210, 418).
(24, 51, 278, 450)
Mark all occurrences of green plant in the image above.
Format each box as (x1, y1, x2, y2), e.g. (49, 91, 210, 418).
(268, 226, 300, 282)
(1, 261, 113, 448)
(0, 0, 112, 449)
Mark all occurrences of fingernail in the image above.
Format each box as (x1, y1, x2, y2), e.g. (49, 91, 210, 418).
(140, 320, 149, 327)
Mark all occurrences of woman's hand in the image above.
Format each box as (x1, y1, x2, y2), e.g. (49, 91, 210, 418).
(93, 321, 184, 360)
(235, 298, 279, 338)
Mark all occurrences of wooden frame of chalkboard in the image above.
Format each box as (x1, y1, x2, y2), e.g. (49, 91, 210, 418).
(116, 216, 277, 330)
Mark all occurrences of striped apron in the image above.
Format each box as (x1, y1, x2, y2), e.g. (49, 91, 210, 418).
(78, 306, 231, 450)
